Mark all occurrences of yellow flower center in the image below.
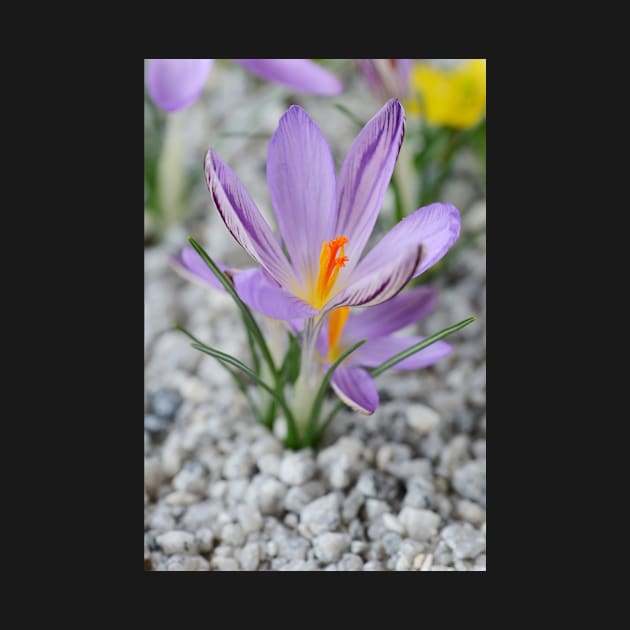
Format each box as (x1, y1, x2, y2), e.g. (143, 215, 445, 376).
(307, 235, 349, 309)
(326, 306, 350, 363)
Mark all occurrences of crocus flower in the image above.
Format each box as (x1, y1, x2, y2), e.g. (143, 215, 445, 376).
(204, 98, 460, 323)
(316, 286, 451, 414)
(357, 59, 412, 102)
(407, 59, 486, 129)
(147, 59, 343, 112)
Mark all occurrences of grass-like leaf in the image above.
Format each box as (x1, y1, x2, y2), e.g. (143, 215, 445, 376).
(370, 317, 476, 377)
(334, 103, 366, 129)
(304, 339, 367, 446)
(187, 237, 277, 377)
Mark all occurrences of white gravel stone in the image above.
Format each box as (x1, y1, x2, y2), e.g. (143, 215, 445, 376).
(166, 554, 210, 571)
(456, 499, 486, 526)
(342, 488, 365, 522)
(279, 451, 316, 485)
(365, 499, 390, 520)
(284, 481, 326, 513)
(441, 523, 486, 560)
(223, 449, 255, 479)
(212, 557, 240, 571)
(195, 528, 215, 553)
(399, 507, 441, 542)
(257, 477, 288, 515)
(236, 504, 263, 534)
(220, 523, 245, 546)
(257, 453, 281, 477)
(299, 493, 341, 538)
(314, 532, 351, 563)
(317, 436, 364, 489)
(406, 404, 441, 434)
(240, 543, 261, 571)
(363, 561, 384, 571)
(164, 491, 199, 506)
(144, 457, 162, 495)
(338, 553, 363, 571)
(382, 513, 405, 535)
(156, 531, 198, 555)
(453, 459, 486, 507)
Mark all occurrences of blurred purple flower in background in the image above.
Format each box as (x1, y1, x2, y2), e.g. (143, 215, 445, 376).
(357, 59, 412, 102)
(147, 59, 343, 112)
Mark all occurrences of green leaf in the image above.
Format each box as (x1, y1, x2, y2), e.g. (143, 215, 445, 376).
(313, 400, 344, 445)
(187, 237, 277, 378)
(188, 340, 298, 444)
(279, 333, 301, 385)
(304, 339, 367, 446)
(370, 317, 476, 377)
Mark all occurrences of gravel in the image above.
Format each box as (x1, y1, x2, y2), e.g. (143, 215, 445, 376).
(144, 63, 486, 571)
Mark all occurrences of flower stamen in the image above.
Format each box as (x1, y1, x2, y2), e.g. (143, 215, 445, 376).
(313, 235, 348, 308)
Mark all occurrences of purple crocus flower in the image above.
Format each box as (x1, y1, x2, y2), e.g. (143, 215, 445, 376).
(315, 286, 451, 414)
(203, 98, 460, 323)
(147, 59, 343, 112)
(357, 59, 412, 102)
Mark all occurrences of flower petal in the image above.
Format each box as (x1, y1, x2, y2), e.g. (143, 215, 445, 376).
(327, 245, 423, 311)
(343, 285, 438, 341)
(233, 268, 318, 320)
(331, 365, 379, 415)
(351, 335, 452, 370)
(234, 59, 342, 95)
(147, 59, 213, 112)
(170, 244, 240, 290)
(353, 203, 460, 279)
(267, 105, 337, 284)
(333, 99, 405, 273)
(205, 150, 297, 289)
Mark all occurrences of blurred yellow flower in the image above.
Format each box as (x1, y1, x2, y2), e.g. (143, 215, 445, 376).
(406, 59, 486, 130)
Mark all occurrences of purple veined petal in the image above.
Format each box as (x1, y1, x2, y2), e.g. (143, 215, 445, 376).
(267, 105, 337, 286)
(233, 268, 318, 320)
(234, 59, 343, 95)
(333, 99, 405, 279)
(326, 244, 423, 311)
(331, 365, 379, 415)
(205, 150, 298, 290)
(147, 59, 213, 112)
(351, 335, 452, 371)
(358, 60, 413, 101)
(170, 244, 242, 290)
(353, 203, 461, 280)
(343, 285, 438, 342)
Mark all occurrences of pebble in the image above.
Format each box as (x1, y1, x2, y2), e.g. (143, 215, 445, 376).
(299, 493, 341, 538)
(341, 488, 365, 523)
(212, 557, 240, 571)
(452, 459, 486, 507)
(365, 499, 390, 521)
(166, 554, 209, 571)
(195, 528, 215, 553)
(220, 523, 245, 546)
(257, 477, 288, 515)
(403, 476, 435, 510)
(149, 387, 182, 419)
(236, 504, 263, 534)
(456, 499, 486, 526)
(279, 451, 316, 485)
(399, 507, 441, 542)
(284, 481, 326, 513)
(382, 532, 402, 556)
(314, 532, 351, 563)
(441, 523, 486, 560)
(338, 553, 363, 571)
(223, 449, 255, 479)
(405, 404, 441, 434)
(240, 543, 261, 571)
(156, 531, 198, 555)
(317, 437, 363, 489)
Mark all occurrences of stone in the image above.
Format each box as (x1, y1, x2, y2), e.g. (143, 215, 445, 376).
(363, 561, 384, 571)
(382, 532, 402, 556)
(437, 435, 470, 477)
(382, 513, 405, 535)
(338, 553, 363, 571)
(299, 493, 341, 538)
(240, 543, 261, 571)
(279, 451, 316, 485)
(223, 449, 255, 479)
(386, 458, 432, 481)
(452, 458, 486, 507)
(317, 436, 364, 489)
(236, 504, 263, 534)
(356, 470, 400, 502)
(195, 528, 215, 553)
(166, 554, 209, 571)
(284, 481, 326, 513)
(402, 476, 435, 510)
(456, 499, 486, 526)
(341, 488, 365, 523)
(144, 457, 162, 496)
(257, 477, 288, 515)
(211, 557, 240, 571)
(405, 404, 441, 434)
(441, 523, 486, 560)
(399, 507, 440, 542)
(314, 532, 351, 563)
(144, 414, 172, 439)
(164, 491, 199, 506)
(365, 499, 390, 521)
(156, 531, 198, 555)
(257, 453, 281, 477)
(149, 387, 182, 419)
(220, 523, 245, 546)
(276, 536, 310, 561)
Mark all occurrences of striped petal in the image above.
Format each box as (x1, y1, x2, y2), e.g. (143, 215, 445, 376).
(354, 203, 460, 280)
(333, 99, 405, 275)
(205, 149, 297, 290)
(267, 105, 336, 286)
(170, 245, 241, 290)
(331, 365, 379, 415)
(343, 285, 438, 341)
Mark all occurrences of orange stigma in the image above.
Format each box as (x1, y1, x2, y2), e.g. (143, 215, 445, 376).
(312, 235, 348, 308)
